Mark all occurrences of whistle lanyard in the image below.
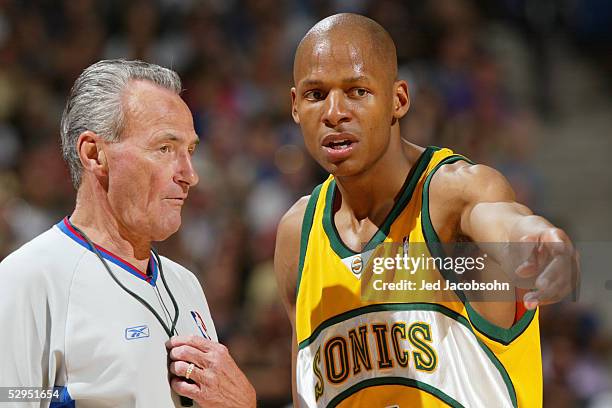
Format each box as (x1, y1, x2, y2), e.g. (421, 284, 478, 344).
(70, 224, 180, 338)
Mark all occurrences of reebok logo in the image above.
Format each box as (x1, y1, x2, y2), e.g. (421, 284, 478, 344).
(125, 325, 150, 340)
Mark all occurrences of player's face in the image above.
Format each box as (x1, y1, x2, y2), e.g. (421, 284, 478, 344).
(291, 36, 397, 177)
(103, 80, 199, 241)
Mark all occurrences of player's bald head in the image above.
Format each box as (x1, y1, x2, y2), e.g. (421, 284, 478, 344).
(293, 13, 397, 85)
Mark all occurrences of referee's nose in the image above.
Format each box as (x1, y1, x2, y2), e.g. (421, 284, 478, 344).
(174, 149, 199, 189)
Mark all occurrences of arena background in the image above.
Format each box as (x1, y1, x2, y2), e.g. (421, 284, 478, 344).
(0, 0, 610, 406)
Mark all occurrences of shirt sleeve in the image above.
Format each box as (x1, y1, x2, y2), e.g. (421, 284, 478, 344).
(0, 252, 53, 402)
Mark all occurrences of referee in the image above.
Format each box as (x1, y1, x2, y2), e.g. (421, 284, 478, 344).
(0, 60, 256, 407)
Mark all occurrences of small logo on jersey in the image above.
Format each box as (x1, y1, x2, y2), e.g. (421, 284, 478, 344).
(191, 311, 211, 340)
(125, 325, 149, 340)
(350, 256, 363, 275)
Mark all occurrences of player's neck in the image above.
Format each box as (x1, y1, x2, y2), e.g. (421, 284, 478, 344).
(70, 184, 152, 270)
(334, 138, 419, 224)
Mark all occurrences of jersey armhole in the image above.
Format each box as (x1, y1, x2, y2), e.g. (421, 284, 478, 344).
(420, 154, 537, 345)
(296, 183, 323, 299)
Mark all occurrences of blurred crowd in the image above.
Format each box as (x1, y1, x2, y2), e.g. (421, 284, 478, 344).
(0, 0, 610, 406)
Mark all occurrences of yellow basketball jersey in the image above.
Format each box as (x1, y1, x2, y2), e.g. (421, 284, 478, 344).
(295, 146, 542, 408)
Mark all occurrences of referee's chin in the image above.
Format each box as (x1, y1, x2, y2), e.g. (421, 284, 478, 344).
(151, 215, 183, 242)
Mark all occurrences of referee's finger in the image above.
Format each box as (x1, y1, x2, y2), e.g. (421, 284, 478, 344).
(166, 335, 215, 353)
(169, 360, 199, 379)
(170, 376, 199, 400)
(168, 344, 210, 369)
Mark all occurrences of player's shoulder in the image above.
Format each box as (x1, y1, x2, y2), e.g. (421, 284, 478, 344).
(277, 195, 311, 238)
(435, 159, 497, 179)
(432, 159, 513, 202)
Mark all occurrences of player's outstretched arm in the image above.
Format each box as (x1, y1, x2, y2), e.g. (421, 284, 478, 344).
(274, 196, 309, 408)
(434, 162, 579, 310)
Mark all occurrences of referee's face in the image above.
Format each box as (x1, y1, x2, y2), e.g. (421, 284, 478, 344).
(102, 80, 199, 241)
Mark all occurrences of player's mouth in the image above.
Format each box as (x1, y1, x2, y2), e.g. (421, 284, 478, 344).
(322, 133, 358, 161)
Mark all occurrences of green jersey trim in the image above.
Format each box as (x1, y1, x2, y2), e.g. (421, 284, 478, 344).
(322, 146, 436, 259)
(296, 183, 323, 298)
(420, 155, 537, 346)
(296, 302, 517, 407)
(327, 376, 464, 408)
(465, 301, 536, 346)
(298, 302, 461, 350)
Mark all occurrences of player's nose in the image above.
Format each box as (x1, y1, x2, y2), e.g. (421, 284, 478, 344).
(322, 90, 351, 127)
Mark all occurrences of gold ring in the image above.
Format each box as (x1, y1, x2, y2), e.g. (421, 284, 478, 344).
(185, 363, 195, 380)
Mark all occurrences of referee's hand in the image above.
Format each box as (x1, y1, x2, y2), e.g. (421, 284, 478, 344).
(166, 335, 256, 408)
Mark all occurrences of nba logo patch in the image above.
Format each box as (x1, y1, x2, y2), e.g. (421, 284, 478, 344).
(191, 311, 210, 339)
(402, 236, 409, 255)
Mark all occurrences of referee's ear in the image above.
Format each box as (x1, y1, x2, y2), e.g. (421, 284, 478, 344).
(77, 130, 108, 178)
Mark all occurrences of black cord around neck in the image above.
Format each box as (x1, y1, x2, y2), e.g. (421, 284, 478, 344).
(70, 224, 179, 338)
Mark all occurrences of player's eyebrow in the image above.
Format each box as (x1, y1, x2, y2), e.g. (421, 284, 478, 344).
(300, 78, 324, 87)
(300, 75, 369, 87)
(342, 75, 369, 84)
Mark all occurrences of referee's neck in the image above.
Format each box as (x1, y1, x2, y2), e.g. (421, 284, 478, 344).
(70, 189, 153, 271)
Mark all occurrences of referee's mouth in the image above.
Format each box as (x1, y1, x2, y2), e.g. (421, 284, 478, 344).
(164, 197, 187, 205)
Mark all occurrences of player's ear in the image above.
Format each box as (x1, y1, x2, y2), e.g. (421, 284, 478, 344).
(392, 80, 410, 120)
(291, 87, 300, 124)
(77, 131, 108, 177)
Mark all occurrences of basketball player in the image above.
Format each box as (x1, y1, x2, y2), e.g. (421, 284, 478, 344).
(0, 60, 255, 407)
(275, 14, 578, 407)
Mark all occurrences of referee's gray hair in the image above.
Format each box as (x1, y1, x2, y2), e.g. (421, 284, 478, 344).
(60, 59, 182, 189)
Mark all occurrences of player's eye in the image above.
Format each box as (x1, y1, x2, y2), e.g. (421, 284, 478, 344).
(350, 88, 369, 98)
(188, 145, 197, 155)
(304, 90, 326, 101)
(160, 145, 171, 153)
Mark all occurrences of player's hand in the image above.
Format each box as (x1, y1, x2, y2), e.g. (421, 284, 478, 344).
(166, 335, 256, 408)
(512, 228, 580, 310)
